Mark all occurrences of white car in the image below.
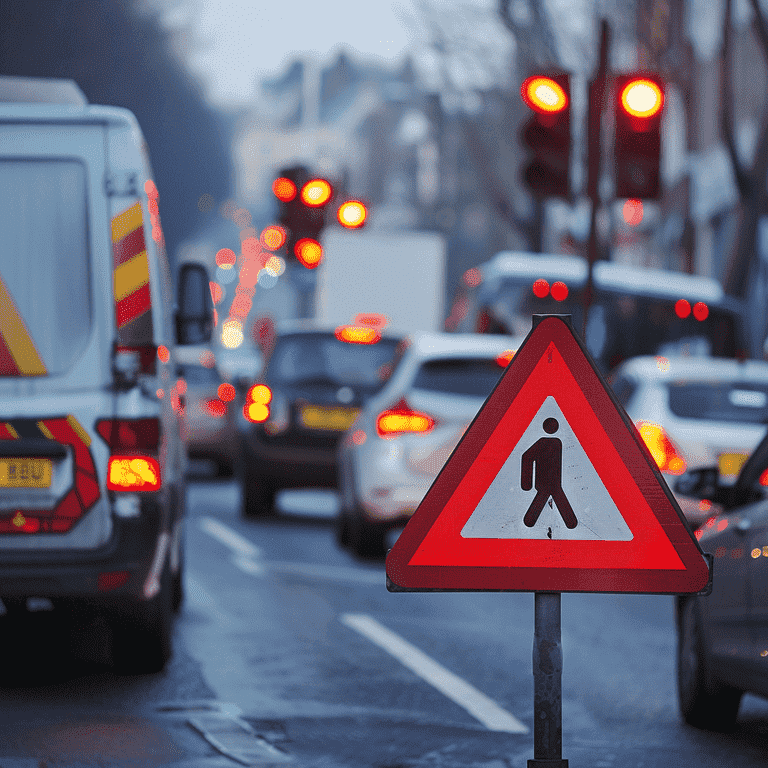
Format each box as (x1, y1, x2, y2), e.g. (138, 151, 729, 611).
(608, 355, 768, 528)
(337, 333, 525, 557)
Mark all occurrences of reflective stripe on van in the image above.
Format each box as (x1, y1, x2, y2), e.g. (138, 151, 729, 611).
(0, 274, 46, 377)
(112, 201, 153, 339)
(0, 415, 100, 534)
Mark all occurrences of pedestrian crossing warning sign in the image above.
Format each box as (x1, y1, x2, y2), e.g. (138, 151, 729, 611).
(385, 315, 711, 594)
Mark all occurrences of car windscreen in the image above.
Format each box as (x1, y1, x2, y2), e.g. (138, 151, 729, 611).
(0, 159, 92, 376)
(412, 358, 506, 397)
(268, 335, 401, 387)
(178, 364, 221, 386)
(668, 381, 768, 424)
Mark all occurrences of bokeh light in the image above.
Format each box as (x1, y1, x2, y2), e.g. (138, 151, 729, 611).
(216, 248, 237, 268)
(533, 278, 549, 298)
(221, 320, 244, 349)
(622, 198, 643, 226)
(675, 299, 691, 318)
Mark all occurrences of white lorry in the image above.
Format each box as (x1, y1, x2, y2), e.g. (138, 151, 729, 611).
(315, 228, 446, 333)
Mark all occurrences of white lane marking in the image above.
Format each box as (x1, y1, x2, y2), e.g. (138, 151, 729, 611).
(186, 574, 237, 627)
(340, 613, 528, 734)
(199, 517, 383, 585)
(200, 517, 261, 559)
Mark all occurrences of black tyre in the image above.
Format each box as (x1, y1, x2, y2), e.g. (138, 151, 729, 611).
(111, 566, 173, 675)
(677, 597, 742, 730)
(335, 510, 350, 548)
(349, 512, 386, 559)
(239, 446, 275, 517)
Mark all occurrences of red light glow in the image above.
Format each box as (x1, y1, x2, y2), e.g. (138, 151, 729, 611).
(693, 302, 709, 321)
(209, 282, 223, 305)
(273, 177, 297, 202)
(463, 268, 482, 288)
(533, 279, 550, 298)
(261, 225, 286, 251)
(301, 179, 333, 207)
(295, 238, 322, 268)
(216, 248, 237, 268)
(203, 398, 226, 418)
(157, 345, 170, 363)
(622, 198, 643, 226)
(521, 76, 568, 114)
(551, 281, 568, 301)
(675, 299, 691, 319)
(217, 383, 236, 402)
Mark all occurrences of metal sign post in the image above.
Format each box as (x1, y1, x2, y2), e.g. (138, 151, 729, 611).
(529, 592, 567, 768)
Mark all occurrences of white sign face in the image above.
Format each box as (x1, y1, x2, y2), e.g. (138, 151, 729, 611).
(461, 396, 634, 541)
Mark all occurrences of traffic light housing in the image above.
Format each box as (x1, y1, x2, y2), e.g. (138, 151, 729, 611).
(614, 74, 665, 199)
(272, 166, 333, 267)
(520, 74, 571, 198)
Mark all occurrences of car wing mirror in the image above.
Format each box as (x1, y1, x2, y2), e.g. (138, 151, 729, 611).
(673, 466, 721, 501)
(176, 263, 213, 345)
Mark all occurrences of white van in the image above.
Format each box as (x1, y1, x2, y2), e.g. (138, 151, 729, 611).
(0, 76, 213, 673)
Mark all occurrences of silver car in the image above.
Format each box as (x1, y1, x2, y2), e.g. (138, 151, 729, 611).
(608, 355, 768, 528)
(337, 332, 524, 557)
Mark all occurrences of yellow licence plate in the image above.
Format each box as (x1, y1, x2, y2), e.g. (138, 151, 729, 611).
(719, 452, 749, 478)
(300, 405, 359, 431)
(0, 458, 52, 488)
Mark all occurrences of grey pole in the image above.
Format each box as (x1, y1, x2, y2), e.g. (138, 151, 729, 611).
(528, 591, 568, 768)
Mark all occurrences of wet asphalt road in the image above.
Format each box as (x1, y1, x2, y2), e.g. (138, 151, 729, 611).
(0, 475, 767, 767)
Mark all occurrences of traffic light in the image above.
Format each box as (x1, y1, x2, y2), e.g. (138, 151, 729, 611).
(520, 74, 571, 198)
(614, 74, 665, 199)
(272, 166, 333, 267)
(337, 199, 367, 229)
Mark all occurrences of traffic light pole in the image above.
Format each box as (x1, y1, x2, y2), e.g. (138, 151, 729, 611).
(584, 19, 610, 338)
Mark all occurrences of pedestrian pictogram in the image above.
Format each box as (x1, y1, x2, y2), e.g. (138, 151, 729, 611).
(521, 418, 577, 530)
(386, 315, 710, 594)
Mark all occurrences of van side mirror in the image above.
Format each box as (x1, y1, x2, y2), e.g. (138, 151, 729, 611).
(176, 263, 213, 344)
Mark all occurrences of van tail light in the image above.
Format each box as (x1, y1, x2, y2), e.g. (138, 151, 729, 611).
(244, 384, 272, 423)
(636, 421, 687, 475)
(377, 398, 436, 437)
(96, 417, 161, 491)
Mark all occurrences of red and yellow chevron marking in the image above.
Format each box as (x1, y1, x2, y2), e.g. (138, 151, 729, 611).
(112, 202, 152, 329)
(0, 274, 47, 376)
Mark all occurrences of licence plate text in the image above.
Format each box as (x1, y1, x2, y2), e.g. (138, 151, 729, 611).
(0, 458, 52, 488)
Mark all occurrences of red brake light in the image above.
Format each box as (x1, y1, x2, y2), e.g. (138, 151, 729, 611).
(245, 384, 272, 423)
(693, 301, 709, 321)
(636, 421, 687, 475)
(203, 398, 227, 418)
(107, 456, 161, 491)
(675, 299, 691, 318)
(335, 325, 380, 344)
(218, 383, 236, 402)
(496, 350, 516, 367)
(551, 281, 568, 301)
(377, 398, 435, 436)
(533, 279, 549, 298)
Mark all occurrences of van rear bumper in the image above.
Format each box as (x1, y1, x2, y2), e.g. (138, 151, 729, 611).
(0, 495, 170, 604)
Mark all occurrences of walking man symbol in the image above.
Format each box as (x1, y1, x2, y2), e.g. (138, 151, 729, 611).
(521, 417, 578, 529)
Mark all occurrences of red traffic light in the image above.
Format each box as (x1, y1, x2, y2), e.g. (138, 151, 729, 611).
(521, 76, 569, 114)
(337, 200, 367, 228)
(300, 178, 332, 207)
(273, 177, 297, 202)
(619, 78, 664, 119)
(295, 238, 322, 268)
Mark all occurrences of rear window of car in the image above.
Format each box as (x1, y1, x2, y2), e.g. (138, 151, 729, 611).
(179, 364, 220, 385)
(268, 334, 401, 387)
(668, 381, 768, 424)
(412, 358, 506, 397)
(0, 159, 92, 375)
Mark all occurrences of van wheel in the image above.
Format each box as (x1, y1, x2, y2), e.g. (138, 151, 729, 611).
(111, 567, 173, 675)
(677, 598, 742, 730)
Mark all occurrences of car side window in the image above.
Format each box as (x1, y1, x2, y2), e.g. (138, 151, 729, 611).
(610, 375, 637, 408)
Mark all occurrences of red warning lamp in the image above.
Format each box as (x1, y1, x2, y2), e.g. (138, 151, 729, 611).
(532, 279, 550, 298)
(295, 238, 322, 268)
(521, 76, 569, 114)
(300, 178, 333, 207)
(337, 200, 367, 228)
(693, 302, 709, 321)
(551, 281, 568, 302)
(675, 299, 691, 319)
(272, 177, 297, 202)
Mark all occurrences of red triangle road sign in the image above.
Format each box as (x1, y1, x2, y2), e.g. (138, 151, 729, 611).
(386, 315, 711, 594)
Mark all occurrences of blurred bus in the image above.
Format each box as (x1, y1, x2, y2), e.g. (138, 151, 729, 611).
(446, 252, 750, 374)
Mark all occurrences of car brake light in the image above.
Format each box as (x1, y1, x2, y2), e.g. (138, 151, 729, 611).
(107, 456, 161, 491)
(245, 383, 272, 423)
(496, 349, 516, 367)
(636, 421, 687, 475)
(96, 418, 162, 492)
(335, 325, 380, 344)
(377, 398, 435, 436)
(203, 398, 227, 418)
